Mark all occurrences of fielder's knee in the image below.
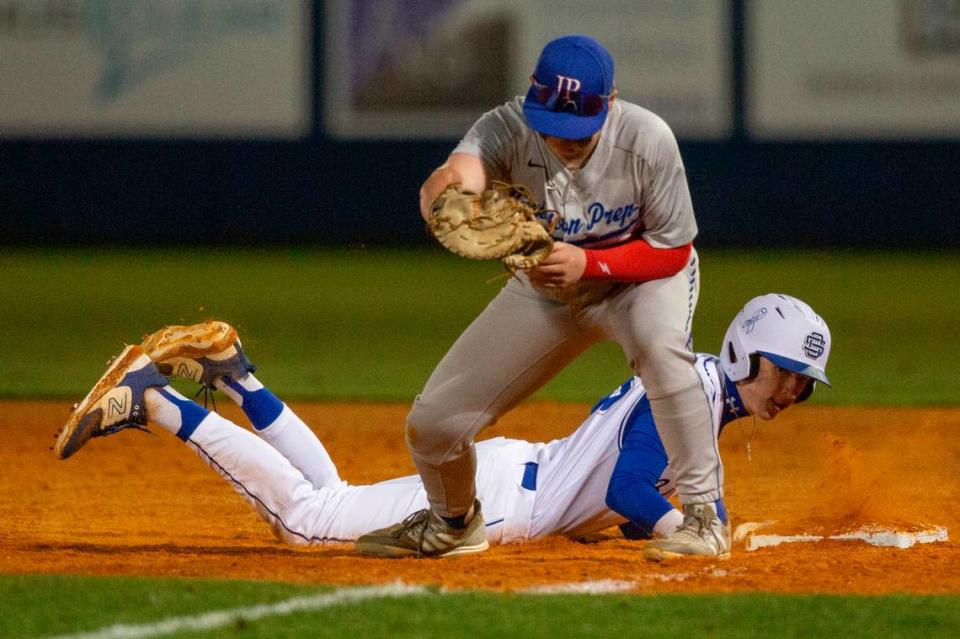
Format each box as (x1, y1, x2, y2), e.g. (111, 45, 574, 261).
(628, 333, 696, 396)
(405, 396, 491, 466)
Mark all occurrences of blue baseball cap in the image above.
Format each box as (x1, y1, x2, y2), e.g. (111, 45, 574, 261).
(522, 34, 615, 140)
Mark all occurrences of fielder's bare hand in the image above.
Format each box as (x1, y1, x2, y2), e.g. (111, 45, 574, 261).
(526, 242, 587, 288)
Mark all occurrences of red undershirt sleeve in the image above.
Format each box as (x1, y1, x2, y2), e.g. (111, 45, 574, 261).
(582, 240, 692, 282)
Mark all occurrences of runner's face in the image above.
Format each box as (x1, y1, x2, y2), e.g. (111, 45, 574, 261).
(737, 357, 812, 420)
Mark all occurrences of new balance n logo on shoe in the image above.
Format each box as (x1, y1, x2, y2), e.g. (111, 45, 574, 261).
(175, 361, 202, 382)
(107, 394, 127, 418)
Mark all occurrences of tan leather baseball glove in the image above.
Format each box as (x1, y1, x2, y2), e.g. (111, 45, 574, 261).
(427, 182, 554, 271)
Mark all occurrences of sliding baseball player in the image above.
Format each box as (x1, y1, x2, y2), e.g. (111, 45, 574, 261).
(54, 294, 831, 559)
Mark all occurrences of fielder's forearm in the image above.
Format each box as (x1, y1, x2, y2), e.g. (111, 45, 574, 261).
(419, 153, 488, 221)
(582, 240, 692, 282)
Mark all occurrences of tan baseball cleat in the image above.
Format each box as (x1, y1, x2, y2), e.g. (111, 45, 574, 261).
(356, 500, 489, 558)
(140, 320, 255, 386)
(54, 345, 168, 460)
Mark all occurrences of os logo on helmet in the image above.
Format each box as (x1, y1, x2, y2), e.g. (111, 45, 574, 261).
(803, 332, 826, 359)
(741, 307, 767, 334)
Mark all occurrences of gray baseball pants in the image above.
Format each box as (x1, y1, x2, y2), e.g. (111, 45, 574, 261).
(405, 249, 719, 518)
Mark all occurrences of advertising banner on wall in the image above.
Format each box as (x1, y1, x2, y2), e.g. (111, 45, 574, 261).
(748, 0, 960, 139)
(324, 0, 731, 140)
(0, 0, 310, 138)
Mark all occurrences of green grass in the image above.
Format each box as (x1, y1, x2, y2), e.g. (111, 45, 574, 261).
(1, 574, 317, 638)
(0, 247, 956, 404)
(2, 575, 958, 638)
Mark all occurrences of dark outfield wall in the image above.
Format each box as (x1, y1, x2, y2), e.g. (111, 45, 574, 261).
(2, 0, 958, 249)
(3, 138, 958, 248)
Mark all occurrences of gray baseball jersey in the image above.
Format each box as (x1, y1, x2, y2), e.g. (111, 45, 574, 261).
(453, 97, 697, 249)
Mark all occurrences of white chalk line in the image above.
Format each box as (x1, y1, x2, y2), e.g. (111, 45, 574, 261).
(50, 568, 753, 638)
(520, 567, 747, 593)
(523, 579, 638, 594)
(48, 583, 428, 639)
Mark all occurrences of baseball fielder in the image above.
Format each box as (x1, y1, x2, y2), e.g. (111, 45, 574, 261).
(53, 295, 831, 560)
(359, 34, 719, 557)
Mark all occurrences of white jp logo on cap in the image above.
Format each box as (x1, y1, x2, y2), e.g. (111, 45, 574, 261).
(556, 75, 582, 95)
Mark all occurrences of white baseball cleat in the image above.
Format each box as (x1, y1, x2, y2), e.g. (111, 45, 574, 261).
(54, 345, 168, 460)
(140, 320, 255, 386)
(643, 502, 732, 561)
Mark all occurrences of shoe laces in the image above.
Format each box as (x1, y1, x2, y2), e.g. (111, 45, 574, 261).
(393, 509, 432, 558)
(680, 509, 708, 535)
(192, 384, 218, 412)
(98, 421, 152, 438)
(676, 506, 726, 549)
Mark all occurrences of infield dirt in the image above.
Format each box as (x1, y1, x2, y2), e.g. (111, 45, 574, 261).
(2, 401, 958, 593)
